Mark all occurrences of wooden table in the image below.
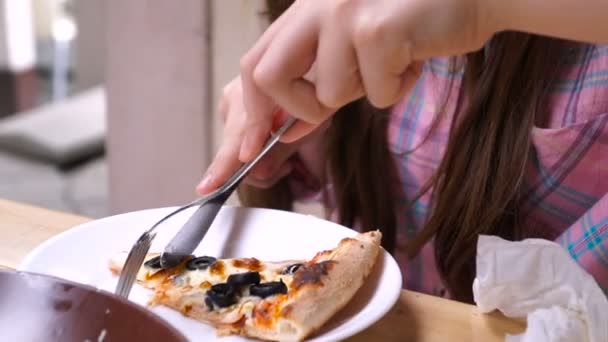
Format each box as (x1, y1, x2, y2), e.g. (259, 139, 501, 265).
(0, 198, 525, 341)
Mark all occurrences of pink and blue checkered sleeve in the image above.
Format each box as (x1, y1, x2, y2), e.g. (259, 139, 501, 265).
(556, 193, 608, 293)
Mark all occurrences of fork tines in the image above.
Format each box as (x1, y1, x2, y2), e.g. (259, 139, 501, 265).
(114, 232, 152, 298)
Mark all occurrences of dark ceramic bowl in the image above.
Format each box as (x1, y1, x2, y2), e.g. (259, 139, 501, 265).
(0, 270, 187, 341)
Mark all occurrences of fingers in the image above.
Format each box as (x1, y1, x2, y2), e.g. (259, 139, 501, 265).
(198, 77, 248, 195)
(353, 18, 415, 108)
(238, 3, 303, 160)
(218, 78, 239, 122)
(246, 162, 294, 189)
(197, 132, 300, 194)
(279, 120, 320, 144)
(240, 2, 299, 122)
(239, 2, 331, 158)
(196, 134, 243, 195)
(272, 107, 324, 144)
(402, 61, 425, 94)
(239, 114, 274, 161)
(197, 81, 304, 194)
(251, 5, 333, 131)
(244, 142, 298, 188)
(315, 4, 365, 108)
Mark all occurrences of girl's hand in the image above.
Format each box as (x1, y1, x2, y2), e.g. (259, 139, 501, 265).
(238, 0, 497, 157)
(200, 0, 608, 192)
(196, 77, 326, 195)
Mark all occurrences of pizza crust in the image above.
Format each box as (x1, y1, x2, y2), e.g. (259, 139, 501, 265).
(241, 231, 382, 341)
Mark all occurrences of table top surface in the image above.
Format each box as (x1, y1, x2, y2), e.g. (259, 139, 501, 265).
(0, 198, 525, 341)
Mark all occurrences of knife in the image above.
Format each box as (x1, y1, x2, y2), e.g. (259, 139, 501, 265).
(159, 117, 297, 268)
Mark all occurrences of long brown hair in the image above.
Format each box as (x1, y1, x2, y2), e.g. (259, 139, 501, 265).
(238, 0, 569, 303)
(413, 34, 567, 302)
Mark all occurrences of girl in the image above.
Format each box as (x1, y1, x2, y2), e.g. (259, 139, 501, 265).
(198, 0, 608, 303)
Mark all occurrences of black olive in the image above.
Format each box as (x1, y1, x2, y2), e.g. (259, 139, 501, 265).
(227, 272, 261, 288)
(206, 283, 238, 308)
(204, 296, 214, 311)
(283, 263, 304, 275)
(250, 280, 288, 298)
(186, 256, 217, 270)
(144, 256, 162, 269)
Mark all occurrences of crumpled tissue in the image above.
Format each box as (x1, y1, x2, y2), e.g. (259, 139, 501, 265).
(473, 235, 608, 342)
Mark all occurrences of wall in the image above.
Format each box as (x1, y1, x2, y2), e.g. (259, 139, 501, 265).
(73, 0, 106, 91)
(210, 0, 266, 152)
(105, 0, 212, 213)
(105, 0, 271, 213)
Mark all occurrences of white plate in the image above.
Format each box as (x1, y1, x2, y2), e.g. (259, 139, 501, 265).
(19, 206, 402, 342)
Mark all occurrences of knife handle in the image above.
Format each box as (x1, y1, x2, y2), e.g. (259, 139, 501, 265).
(160, 188, 233, 267)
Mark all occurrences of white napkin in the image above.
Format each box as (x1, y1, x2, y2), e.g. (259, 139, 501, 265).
(472, 235, 608, 342)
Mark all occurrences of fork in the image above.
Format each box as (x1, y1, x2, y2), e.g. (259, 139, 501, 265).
(114, 117, 297, 299)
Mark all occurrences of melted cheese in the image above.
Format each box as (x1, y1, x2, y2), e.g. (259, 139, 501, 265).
(185, 265, 227, 285)
(142, 256, 301, 327)
(172, 258, 296, 289)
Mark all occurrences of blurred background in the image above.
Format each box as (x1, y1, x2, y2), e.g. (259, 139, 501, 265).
(0, 0, 286, 218)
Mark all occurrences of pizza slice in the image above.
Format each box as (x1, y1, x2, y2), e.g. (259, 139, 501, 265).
(108, 230, 382, 342)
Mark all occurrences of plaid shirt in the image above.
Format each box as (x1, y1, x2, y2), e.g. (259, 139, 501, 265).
(295, 44, 608, 298)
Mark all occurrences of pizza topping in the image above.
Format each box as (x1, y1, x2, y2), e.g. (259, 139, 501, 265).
(186, 256, 217, 271)
(210, 260, 226, 276)
(227, 271, 261, 288)
(239, 299, 258, 316)
(144, 256, 162, 269)
(231, 258, 264, 271)
(206, 283, 238, 308)
(253, 301, 275, 327)
(171, 273, 188, 286)
(204, 296, 214, 310)
(283, 263, 304, 275)
(222, 311, 246, 325)
(292, 260, 336, 289)
(205, 276, 289, 311)
(250, 280, 288, 298)
(252, 294, 287, 327)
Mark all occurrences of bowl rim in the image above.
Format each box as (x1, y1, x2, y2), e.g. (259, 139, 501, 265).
(0, 269, 188, 341)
